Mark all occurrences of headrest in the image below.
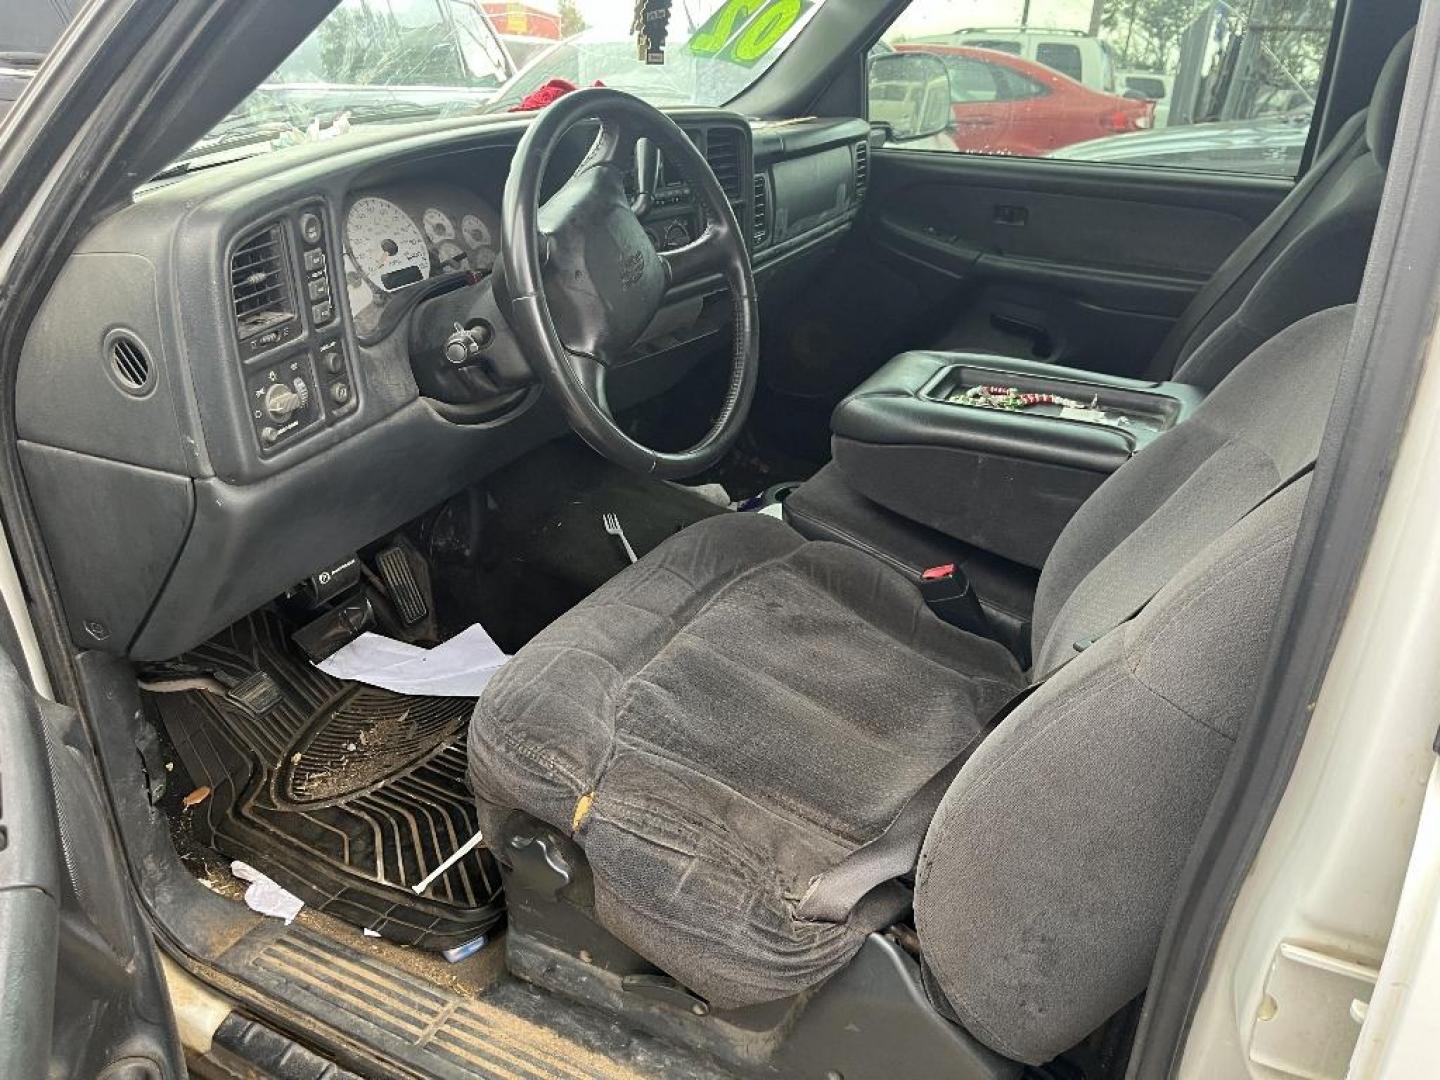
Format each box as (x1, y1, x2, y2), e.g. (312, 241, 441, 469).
(1367, 29, 1415, 169)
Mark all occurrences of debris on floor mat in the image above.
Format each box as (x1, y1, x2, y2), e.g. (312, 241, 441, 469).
(232, 860, 304, 924)
(317, 623, 509, 697)
(149, 611, 504, 950)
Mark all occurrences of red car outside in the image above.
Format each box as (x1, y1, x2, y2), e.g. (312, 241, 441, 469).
(895, 43, 1154, 156)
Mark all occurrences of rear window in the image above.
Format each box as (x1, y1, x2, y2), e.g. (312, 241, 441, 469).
(1127, 76, 1168, 100)
(967, 39, 1022, 55)
(1035, 42, 1083, 82)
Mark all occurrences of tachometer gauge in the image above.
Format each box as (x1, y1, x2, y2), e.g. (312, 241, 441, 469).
(345, 196, 430, 292)
(422, 207, 455, 242)
(435, 240, 470, 272)
(460, 213, 492, 252)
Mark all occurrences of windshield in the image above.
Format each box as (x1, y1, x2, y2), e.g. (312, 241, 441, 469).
(172, 0, 827, 172)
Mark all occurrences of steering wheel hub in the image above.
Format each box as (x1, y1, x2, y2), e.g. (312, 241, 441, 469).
(537, 163, 667, 362)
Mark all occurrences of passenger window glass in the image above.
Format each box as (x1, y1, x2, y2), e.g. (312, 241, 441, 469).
(870, 0, 1340, 178)
(1001, 69, 1051, 102)
(942, 56, 1003, 102)
(1035, 42, 1082, 82)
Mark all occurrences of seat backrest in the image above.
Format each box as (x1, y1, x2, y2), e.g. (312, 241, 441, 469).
(1149, 30, 1411, 390)
(914, 305, 1355, 1064)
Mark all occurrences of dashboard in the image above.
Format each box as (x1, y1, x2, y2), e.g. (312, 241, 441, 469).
(15, 108, 871, 660)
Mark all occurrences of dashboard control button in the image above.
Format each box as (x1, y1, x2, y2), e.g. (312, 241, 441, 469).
(303, 248, 326, 272)
(299, 212, 324, 245)
(262, 378, 308, 423)
(320, 348, 344, 374)
(307, 277, 330, 302)
(311, 300, 334, 325)
(260, 426, 279, 447)
(330, 382, 352, 406)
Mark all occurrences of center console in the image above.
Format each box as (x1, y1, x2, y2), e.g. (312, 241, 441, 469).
(823, 350, 1206, 571)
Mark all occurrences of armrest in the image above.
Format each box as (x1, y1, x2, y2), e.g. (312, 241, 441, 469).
(829, 351, 1206, 568)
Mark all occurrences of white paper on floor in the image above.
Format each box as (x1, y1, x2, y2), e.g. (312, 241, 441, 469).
(316, 624, 509, 697)
(232, 860, 304, 924)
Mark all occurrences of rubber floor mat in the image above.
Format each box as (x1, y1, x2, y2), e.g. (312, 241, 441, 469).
(150, 612, 503, 949)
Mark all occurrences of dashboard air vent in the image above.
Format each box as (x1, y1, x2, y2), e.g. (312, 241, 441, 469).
(753, 174, 770, 248)
(107, 331, 153, 395)
(704, 128, 745, 202)
(854, 139, 870, 201)
(230, 224, 295, 340)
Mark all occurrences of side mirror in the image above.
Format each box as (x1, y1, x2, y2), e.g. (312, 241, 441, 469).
(868, 52, 952, 142)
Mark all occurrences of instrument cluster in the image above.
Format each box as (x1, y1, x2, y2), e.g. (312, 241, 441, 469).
(341, 181, 501, 338)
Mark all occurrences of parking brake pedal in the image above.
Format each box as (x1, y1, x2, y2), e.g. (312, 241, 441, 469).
(377, 545, 430, 626)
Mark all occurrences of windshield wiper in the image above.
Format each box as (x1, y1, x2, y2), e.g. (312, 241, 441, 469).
(340, 100, 450, 123)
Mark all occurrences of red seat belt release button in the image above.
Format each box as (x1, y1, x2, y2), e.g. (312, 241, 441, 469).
(922, 563, 956, 581)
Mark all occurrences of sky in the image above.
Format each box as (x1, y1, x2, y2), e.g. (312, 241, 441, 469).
(564, 0, 1100, 38)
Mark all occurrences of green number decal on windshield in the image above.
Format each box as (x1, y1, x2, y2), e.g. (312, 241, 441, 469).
(688, 0, 811, 68)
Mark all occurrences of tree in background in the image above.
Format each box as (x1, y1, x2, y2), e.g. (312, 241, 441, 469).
(559, 0, 586, 37)
(1102, 0, 1204, 71)
(1099, 0, 1334, 88)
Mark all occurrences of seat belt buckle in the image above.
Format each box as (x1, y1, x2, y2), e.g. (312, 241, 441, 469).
(918, 564, 990, 637)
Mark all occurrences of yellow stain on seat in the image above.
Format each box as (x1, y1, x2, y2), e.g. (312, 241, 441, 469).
(571, 791, 595, 833)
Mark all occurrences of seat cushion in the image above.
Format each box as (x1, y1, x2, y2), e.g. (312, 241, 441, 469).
(468, 512, 1023, 1008)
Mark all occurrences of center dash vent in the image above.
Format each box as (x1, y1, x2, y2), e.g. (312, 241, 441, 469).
(854, 139, 870, 201)
(230, 224, 295, 340)
(753, 174, 770, 248)
(704, 127, 745, 203)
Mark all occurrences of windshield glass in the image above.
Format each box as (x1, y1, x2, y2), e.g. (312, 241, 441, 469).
(172, 0, 827, 172)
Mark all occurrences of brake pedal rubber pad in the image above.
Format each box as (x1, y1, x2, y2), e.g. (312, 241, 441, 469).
(225, 671, 283, 716)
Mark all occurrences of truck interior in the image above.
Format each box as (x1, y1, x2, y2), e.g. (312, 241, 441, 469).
(1, 0, 1430, 1077)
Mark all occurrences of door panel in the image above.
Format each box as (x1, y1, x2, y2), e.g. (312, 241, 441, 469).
(860, 150, 1292, 377)
(0, 655, 181, 1078)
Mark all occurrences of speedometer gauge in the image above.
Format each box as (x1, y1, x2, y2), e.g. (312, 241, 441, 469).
(346, 197, 430, 292)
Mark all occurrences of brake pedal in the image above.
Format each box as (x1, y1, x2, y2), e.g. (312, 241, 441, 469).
(224, 670, 283, 716)
(377, 545, 430, 626)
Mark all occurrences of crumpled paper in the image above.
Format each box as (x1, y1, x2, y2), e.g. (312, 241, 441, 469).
(316, 624, 509, 698)
(232, 860, 304, 924)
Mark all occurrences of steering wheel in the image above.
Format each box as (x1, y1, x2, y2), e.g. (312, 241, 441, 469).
(501, 88, 758, 479)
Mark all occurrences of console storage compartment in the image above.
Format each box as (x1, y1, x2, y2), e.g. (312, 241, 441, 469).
(829, 351, 1206, 568)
